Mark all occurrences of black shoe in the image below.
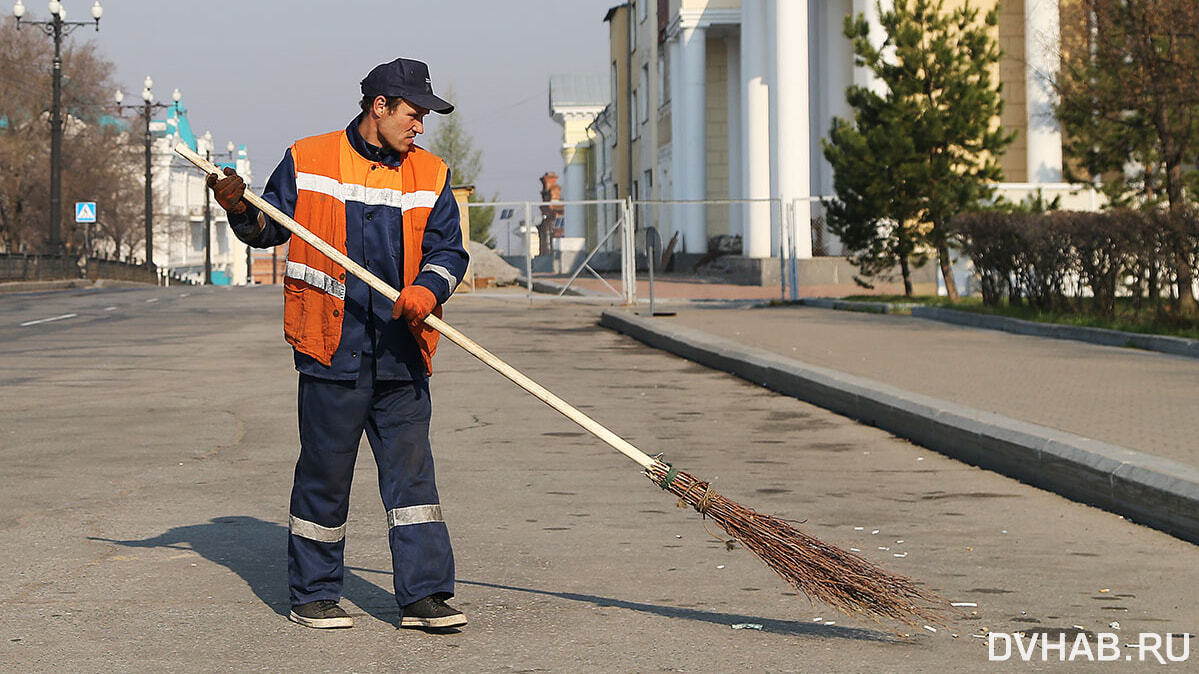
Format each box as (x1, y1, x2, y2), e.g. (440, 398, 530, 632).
(289, 599, 354, 629)
(400, 595, 467, 628)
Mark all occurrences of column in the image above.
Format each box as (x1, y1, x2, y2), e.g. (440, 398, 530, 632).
(740, 0, 772, 258)
(725, 34, 742, 239)
(561, 145, 586, 238)
(1025, 0, 1062, 183)
(852, 0, 891, 95)
(766, 0, 779, 242)
(679, 25, 707, 253)
(817, 0, 853, 205)
(669, 37, 686, 246)
(771, 0, 812, 259)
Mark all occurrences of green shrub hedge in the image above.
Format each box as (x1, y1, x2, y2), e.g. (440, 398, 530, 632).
(954, 209, 1199, 316)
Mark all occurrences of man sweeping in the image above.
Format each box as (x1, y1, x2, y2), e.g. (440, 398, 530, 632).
(207, 57, 469, 630)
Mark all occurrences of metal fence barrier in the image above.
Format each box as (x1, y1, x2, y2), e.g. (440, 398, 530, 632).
(464, 186, 1102, 304)
(0, 253, 161, 285)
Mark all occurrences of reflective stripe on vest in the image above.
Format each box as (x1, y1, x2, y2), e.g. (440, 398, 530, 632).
(294, 171, 439, 212)
(282, 130, 449, 371)
(285, 260, 346, 300)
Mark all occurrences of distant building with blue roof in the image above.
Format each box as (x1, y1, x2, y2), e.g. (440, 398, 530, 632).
(139, 94, 255, 285)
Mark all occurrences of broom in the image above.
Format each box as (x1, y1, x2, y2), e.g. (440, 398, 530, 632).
(175, 144, 946, 626)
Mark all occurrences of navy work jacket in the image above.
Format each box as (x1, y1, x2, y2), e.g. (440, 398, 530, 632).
(229, 115, 469, 381)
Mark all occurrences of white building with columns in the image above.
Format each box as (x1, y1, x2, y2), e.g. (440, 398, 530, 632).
(548, 74, 608, 239)
(564, 0, 1087, 277)
(150, 101, 254, 285)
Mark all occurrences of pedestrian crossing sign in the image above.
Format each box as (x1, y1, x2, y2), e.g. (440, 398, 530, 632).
(75, 202, 96, 223)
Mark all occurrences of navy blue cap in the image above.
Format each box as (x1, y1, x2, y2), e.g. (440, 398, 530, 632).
(360, 58, 454, 114)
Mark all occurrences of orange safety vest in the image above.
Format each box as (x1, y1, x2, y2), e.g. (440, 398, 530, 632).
(282, 130, 450, 374)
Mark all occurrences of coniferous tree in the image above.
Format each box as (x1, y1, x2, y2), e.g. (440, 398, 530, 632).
(823, 0, 1012, 299)
(823, 83, 928, 296)
(426, 87, 495, 247)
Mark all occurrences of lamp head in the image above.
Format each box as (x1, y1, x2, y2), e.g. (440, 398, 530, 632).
(113, 88, 123, 104)
(91, 0, 101, 21)
(12, 1, 25, 20)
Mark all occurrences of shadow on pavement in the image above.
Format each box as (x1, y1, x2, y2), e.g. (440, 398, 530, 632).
(458, 579, 898, 642)
(88, 516, 399, 625)
(90, 519, 901, 641)
(344, 567, 897, 642)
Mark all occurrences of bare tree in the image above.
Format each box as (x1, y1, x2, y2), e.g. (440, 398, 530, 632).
(0, 22, 142, 255)
(1057, 0, 1199, 315)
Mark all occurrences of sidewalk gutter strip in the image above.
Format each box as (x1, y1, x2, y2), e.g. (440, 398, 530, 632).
(599, 310, 1199, 545)
(908, 306, 1199, 360)
(793, 298, 1199, 360)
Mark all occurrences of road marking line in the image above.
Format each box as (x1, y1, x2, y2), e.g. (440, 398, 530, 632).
(104, 306, 117, 311)
(146, 298, 159, 303)
(20, 313, 78, 327)
(178, 293, 190, 298)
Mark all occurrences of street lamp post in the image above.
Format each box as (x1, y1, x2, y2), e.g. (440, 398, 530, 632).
(115, 79, 179, 270)
(201, 131, 236, 285)
(12, 0, 103, 254)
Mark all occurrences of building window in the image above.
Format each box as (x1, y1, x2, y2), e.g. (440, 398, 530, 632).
(640, 64, 650, 123)
(630, 88, 639, 140)
(638, 0, 647, 23)
(611, 62, 618, 106)
(658, 51, 668, 106)
(628, 3, 636, 52)
(643, 169, 653, 199)
(611, 62, 619, 140)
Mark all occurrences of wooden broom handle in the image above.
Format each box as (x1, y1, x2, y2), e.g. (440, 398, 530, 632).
(175, 143, 657, 470)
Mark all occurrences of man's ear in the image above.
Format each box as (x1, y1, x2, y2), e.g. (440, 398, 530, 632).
(373, 95, 388, 117)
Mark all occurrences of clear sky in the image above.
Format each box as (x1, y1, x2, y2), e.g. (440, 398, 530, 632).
(61, 0, 619, 200)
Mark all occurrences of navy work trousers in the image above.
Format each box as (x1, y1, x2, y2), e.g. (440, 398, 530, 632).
(287, 369, 454, 608)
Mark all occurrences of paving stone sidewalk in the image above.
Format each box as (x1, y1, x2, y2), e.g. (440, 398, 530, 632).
(645, 304, 1199, 470)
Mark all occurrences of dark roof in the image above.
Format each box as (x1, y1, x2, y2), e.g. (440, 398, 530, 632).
(603, 2, 628, 23)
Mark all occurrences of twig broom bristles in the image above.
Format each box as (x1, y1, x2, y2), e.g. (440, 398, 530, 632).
(646, 464, 944, 625)
(175, 144, 947, 626)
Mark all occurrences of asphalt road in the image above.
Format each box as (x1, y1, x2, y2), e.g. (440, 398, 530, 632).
(0, 285, 1195, 672)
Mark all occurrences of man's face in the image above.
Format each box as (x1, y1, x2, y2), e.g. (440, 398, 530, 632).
(375, 98, 428, 154)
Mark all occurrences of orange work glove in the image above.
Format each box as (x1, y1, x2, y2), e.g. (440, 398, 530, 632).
(206, 167, 248, 215)
(392, 285, 438, 329)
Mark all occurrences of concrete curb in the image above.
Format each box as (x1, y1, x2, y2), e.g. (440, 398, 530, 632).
(599, 310, 1199, 545)
(0, 279, 155, 294)
(796, 297, 918, 314)
(909, 306, 1199, 359)
(517, 277, 609, 298)
(0, 279, 94, 293)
